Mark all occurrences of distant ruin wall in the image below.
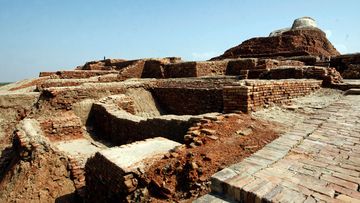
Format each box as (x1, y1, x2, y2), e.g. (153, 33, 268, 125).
(331, 53, 360, 78)
(223, 79, 322, 112)
(141, 61, 228, 78)
(39, 70, 118, 79)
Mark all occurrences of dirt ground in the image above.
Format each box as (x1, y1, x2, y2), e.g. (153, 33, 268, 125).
(143, 113, 281, 202)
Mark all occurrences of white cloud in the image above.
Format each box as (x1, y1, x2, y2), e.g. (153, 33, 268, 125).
(324, 29, 332, 38)
(191, 52, 220, 61)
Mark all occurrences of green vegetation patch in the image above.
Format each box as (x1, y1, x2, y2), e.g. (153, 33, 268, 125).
(0, 82, 11, 87)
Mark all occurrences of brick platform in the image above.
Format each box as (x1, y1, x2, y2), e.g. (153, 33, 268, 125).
(201, 95, 360, 202)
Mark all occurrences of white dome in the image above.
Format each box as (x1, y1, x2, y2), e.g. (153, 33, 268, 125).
(291, 17, 317, 29)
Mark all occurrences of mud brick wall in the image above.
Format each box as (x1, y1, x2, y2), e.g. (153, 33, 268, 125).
(195, 61, 228, 76)
(223, 80, 322, 113)
(89, 104, 198, 145)
(331, 53, 360, 78)
(162, 61, 228, 78)
(39, 72, 55, 77)
(38, 111, 83, 141)
(39, 85, 129, 110)
(152, 77, 239, 89)
(118, 58, 183, 80)
(39, 70, 118, 79)
(151, 87, 223, 115)
(37, 79, 93, 90)
(117, 60, 146, 80)
(68, 156, 86, 197)
(226, 58, 304, 75)
(342, 64, 360, 79)
(85, 152, 138, 202)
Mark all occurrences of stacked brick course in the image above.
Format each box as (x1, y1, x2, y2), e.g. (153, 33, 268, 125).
(39, 70, 119, 79)
(37, 82, 149, 110)
(85, 137, 180, 202)
(161, 61, 229, 78)
(152, 88, 223, 115)
(226, 58, 304, 75)
(223, 79, 322, 112)
(330, 53, 360, 75)
(39, 111, 83, 141)
(90, 102, 201, 145)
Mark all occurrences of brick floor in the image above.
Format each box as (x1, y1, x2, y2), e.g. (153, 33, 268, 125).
(196, 95, 360, 203)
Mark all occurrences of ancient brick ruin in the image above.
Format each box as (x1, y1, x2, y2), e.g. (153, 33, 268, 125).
(0, 17, 360, 202)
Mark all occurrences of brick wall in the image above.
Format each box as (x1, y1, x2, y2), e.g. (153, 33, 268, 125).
(39, 70, 119, 79)
(159, 61, 228, 78)
(225, 58, 304, 75)
(223, 79, 322, 113)
(38, 84, 129, 110)
(85, 152, 137, 201)
(151, 87, 223, 115)
(89, 103, 199, 145)
(342, 64, 360, 79)
(150, 78, 239, 115)
(38, 111, 83, 141)
(331, 53, 360, 74)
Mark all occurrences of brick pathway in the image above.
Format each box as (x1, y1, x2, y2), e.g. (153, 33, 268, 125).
(196, 95, 360, 203)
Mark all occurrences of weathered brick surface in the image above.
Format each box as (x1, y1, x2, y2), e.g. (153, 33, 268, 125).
(151, 78, 239, 115)
(37, 82, 150, 110)
(163, 61, 228, 78)
(207, 95, 360, 202)
(85, 137, 180, 202)
(38, 111, 83, 141)
(226, 58, 304, 75)
(89, 101, 204, 145)
(39, 70, 119, 79)
(342, 64, 360, 79)
(212, 28, 340, 60)
(331, 53, 360, 75)
(223, 79, 322, 113)
(152, 87, 224, 115)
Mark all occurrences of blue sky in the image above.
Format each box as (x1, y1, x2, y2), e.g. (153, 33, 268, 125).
(0, 0, 359, 82)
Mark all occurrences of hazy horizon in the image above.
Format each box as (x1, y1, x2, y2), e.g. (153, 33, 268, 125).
(1, 0, 359, 82)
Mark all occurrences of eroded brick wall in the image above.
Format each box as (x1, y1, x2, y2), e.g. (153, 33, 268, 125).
(39, 70, 119, 79)
(331, 53, 360, 73)
(38, 85, 128, 110)
(150, 78, 239, 115)
(151, 88, 223, 115)
(89, 104, 197, 145)
(155, 61, 228, 78)
(223, 79, 322, 112)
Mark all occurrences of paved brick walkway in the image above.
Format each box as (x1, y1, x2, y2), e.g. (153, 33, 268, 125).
(196, 95, 360, 203)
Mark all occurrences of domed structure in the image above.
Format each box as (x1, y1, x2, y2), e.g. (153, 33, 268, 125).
(291, 17, 317, 29)
(211, 17, 340, 60)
